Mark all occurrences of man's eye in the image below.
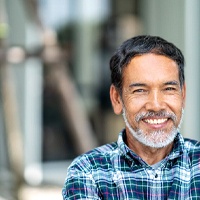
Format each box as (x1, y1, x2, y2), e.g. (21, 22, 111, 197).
(133, 89, 146, 93)
(165, 87, 176, 91)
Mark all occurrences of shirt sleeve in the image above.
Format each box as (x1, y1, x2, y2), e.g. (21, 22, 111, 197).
(62, 166, 100, 200)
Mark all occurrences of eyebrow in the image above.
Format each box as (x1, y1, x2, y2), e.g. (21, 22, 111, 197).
(129, 80, 180, 88)
(164, 81, 179, 86)
(129, 83, 147, 88)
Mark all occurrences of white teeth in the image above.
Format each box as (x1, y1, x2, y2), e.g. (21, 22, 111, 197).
(144, 118, 167, 124)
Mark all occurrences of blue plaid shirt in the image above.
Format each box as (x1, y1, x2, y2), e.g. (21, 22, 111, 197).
(62, 129, 200, 199)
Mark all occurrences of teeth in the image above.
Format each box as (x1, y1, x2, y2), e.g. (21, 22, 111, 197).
(144, 118, 167, 124)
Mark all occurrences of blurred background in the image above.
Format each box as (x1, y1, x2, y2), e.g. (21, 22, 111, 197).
(0, 0, 200, 199)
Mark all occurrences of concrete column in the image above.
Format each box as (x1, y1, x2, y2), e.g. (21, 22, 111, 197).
(183, 0, 200, 140)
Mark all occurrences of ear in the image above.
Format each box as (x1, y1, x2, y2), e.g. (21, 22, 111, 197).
(110, 84, 123, 115)
(182, 83, 186, 108)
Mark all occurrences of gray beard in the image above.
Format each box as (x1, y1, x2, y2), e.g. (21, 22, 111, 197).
(122, 108, 184, 149)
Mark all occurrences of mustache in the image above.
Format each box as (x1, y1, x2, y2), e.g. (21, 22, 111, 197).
(135, 110, 177, 122)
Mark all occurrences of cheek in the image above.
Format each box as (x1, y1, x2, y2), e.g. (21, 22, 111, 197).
(176, 104, 184, 120)
(124, 97, 144, 112)
(166, 99, 184, 124)
(168, 96, 184, 110)
(124, 98, 146, 122)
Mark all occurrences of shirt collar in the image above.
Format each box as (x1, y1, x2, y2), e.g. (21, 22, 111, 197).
(168, 132, 185, 160)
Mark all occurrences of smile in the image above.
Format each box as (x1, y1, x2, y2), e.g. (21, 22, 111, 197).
(144, 118, 168, 125)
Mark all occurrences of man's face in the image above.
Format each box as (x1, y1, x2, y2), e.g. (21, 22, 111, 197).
(111, 53, 186, 148)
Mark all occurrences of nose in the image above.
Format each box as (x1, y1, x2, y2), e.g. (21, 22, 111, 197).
(145, 90, 166, 112)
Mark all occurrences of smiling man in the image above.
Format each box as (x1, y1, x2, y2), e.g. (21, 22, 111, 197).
(62, 35, 200, 200)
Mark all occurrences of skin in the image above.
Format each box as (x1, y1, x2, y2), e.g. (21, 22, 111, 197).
(110, 53, 186, 165)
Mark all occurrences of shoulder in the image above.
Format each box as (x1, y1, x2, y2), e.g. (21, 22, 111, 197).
(183, 138, 200, 161)
(68, 142, 118, 173)
(184, 138, 200, 150)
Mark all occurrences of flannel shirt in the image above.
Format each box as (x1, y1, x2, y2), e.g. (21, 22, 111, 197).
(62, 129, 200, 199)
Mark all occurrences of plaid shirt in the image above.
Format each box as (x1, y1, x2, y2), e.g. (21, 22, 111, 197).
(62, 129, 200, 200)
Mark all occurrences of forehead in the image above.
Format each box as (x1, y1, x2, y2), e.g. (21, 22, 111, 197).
(123, 53, 179, 84)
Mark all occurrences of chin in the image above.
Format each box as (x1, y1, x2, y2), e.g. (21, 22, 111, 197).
(134, 128, 178, 149)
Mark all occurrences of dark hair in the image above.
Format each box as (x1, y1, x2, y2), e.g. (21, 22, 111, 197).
(110, 35, 185, 93)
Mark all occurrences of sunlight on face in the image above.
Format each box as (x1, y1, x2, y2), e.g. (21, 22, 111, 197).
(122, 108, 184, 148)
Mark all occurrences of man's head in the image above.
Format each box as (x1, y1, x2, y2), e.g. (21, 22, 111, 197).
(109, 35, 186, 148)
(110, 35, 185, 94)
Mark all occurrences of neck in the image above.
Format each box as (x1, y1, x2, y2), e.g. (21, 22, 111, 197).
(125, 130, 174, 165)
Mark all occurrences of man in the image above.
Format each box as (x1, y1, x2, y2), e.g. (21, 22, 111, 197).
(62, 35, 200, 199)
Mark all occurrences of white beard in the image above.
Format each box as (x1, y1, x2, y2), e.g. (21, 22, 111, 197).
(122, 108, 184, 148)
